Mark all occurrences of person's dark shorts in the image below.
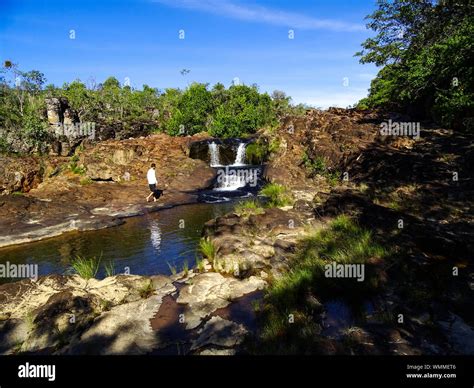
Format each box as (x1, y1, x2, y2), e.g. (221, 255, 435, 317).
(149, 184, 162, 199)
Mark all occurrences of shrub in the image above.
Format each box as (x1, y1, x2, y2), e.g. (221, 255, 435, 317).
(246, 141, 268, 164)
(259, 183, 293, 207)
(69, 155, 86, 175)
(302, 152, 326, 175)
(302, 151, 340, 186)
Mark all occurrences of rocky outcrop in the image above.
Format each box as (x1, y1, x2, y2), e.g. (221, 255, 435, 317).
(0, 274, 161, 354)
(45, 97, 68, 127)
(0, 155, 43, 194)
(264, 108, 389, 189)
(202, 207, 319, 278)
(79, 133, 215, 189)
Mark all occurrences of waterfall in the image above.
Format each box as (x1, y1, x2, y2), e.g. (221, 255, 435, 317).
(214, 167, 247, 191)
(208, 142, 221, 167)
(232, 143, 247, 166)
(207, 140, 256, 192)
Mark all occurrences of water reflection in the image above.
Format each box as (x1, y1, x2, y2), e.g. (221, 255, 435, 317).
(149, 220, 162, 252)
(0, 202, 236, 282)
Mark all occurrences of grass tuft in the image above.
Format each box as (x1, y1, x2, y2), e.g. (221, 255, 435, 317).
(104, 260, 115, 277)
(199, 237, 218, 261)
(70, 255, 101, 280)
(234, 198, 264, 217)
(183, 260, 189, 277)
(139, 280, 155, 299)
(167, 262, 177, 276)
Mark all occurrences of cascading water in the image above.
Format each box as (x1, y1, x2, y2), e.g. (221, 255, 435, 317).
(198, 139, 262, 201)
(232, 143, 246, 166)
(214, 167, 247, 191)
(214, 141, 248, 191)
(208, 142, 221, 167)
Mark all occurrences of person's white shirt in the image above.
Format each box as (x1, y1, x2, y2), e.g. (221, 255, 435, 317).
(147, 168, 157, 185)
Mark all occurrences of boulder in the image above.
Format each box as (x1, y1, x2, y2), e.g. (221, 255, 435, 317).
(0, 155, 43, 194)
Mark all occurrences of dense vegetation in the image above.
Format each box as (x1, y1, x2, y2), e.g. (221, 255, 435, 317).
(0, 61, 306, 153)
(0, 62, 50, 153)
(356, 0, 473, 130)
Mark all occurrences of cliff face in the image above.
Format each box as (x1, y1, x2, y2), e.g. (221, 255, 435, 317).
(264, 108, 414, 190)
(78, 132, 215, 191)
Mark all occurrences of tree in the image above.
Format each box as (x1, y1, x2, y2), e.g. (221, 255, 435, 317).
(271, 90, 292, 118)
(356, 0, 474, 130)
(177, 82, 213, 134)
(63, 80, 95, 122)
(209, 84, 275, 137)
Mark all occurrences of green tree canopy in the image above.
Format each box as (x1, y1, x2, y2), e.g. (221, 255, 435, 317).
(356, 0, 473, 130)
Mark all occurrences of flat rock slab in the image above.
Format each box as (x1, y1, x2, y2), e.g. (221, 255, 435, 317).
(176, 272, 266, 329)
(191, 316, 247, 351)
(0, 274, 176, 355)
(65, 279, 175, 355)
(65, 296, 163, 355)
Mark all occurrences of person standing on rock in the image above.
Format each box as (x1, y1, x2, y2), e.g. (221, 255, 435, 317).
(146, 163, 162, 202)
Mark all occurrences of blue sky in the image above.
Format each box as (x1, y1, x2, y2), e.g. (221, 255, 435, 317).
(0, 0, 379, 108)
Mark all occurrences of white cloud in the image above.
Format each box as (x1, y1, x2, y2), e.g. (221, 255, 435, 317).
(152, 0, 365, 32)
(291, 88, 369, 109)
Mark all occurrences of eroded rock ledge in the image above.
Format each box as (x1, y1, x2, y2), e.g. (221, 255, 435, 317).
(0, 268, 266, 355)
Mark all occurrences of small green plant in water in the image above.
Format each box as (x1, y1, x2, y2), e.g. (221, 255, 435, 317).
(104, 260, 115, 277)
(183, 260, 189, 277)
(199, 237, 218, 261)
(167, 262, 177, 275)
(196, 257, 205, 273)
(70, 255, 101, 280)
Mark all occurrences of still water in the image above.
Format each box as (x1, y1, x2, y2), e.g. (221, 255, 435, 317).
(0, 202, 236, 281)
